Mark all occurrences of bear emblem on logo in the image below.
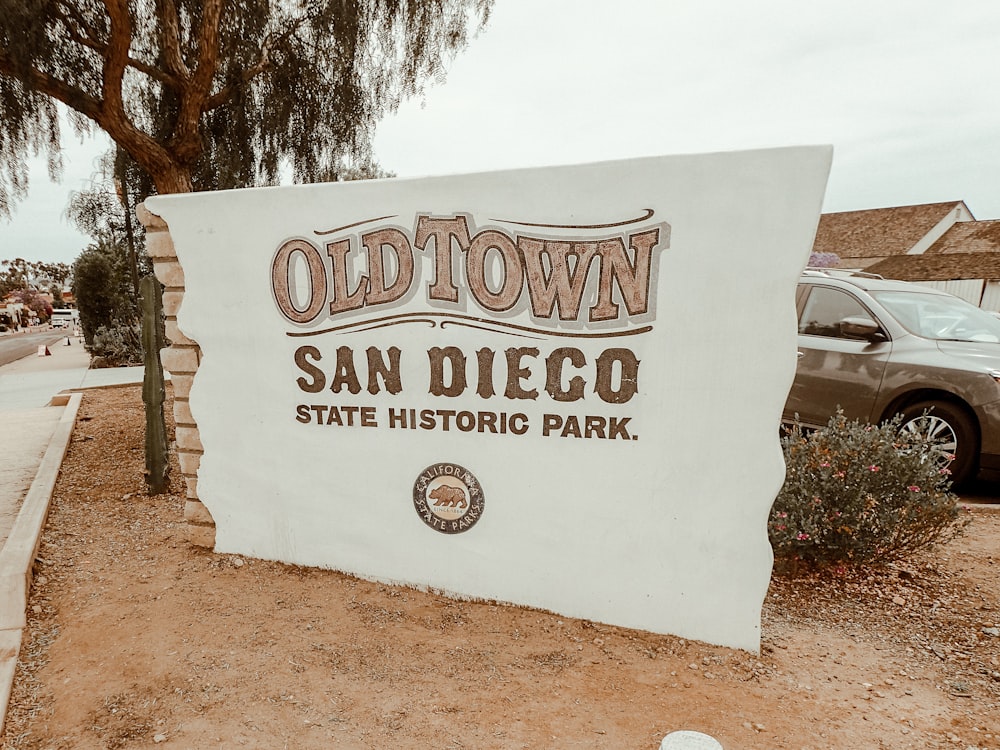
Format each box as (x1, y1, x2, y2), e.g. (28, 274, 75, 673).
(429, 485, 468, 508)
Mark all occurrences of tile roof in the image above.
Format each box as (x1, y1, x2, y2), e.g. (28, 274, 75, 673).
(834, 256, 888, 270)
(813, 201, 963, 260)
(925, 219, 1000, 254)
(866, 252, 1000, 281)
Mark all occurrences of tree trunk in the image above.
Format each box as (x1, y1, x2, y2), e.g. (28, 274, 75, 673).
(151, 163, 194, 195)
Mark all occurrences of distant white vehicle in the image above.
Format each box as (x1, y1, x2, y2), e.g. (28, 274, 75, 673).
(51, 309, 80, 328)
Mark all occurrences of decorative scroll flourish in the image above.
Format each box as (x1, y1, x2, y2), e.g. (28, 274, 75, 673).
(489, 208, 655, 230)
(313, 209, 657, 237)
(314, 215, 399, 236)
(286, 312, 653, 340)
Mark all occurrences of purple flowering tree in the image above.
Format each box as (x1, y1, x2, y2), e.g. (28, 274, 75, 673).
(808, 252, 841, 268)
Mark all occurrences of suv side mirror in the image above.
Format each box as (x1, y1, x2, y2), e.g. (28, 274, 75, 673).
(840, 316, 887, 343)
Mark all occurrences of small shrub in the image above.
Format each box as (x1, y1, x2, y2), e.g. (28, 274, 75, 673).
(771, 411, 967, 569)
(88, 323, 143, 367)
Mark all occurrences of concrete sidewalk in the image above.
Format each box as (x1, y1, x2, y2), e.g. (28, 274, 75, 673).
(0, 333, 145, 410)
(0, 335, 147, 546)
(0, 339, 149, 735)
(0, 337, 93, 548)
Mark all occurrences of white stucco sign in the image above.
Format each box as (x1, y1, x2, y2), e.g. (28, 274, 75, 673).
(146, 147, 831, 651)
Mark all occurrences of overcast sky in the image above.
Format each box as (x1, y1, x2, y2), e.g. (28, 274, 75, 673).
(2, 0, 998, 266)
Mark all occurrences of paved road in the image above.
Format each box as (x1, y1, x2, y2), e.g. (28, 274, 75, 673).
(0, 331, 70, 368)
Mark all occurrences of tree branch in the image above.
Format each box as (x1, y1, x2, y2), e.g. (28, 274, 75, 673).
(18, 1, 177, 192)
(202, 54, 270, 112)
(201, 21, 302, 113)
(99, 0, 131, 120)
(156, 0, 191, 79)
(170, 0, 224, 161)
(0, 43, 175, 188)
(49, 2, 180, 88)
(52, 0, 104, 50)
(93, 0, 165, 154)
(0, 48, 102, 121)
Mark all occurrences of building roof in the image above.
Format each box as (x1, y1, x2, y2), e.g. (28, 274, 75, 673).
(834, 256, 887, 271)
(925, 219, 1000, 254)
(866, 252, 1000, 282)
(813, 201, 966, 260)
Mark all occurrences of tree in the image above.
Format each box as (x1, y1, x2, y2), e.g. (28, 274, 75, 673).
(332, 161, 397, 183)
(9, 287, 54, 322)
(66, 152, 132, 244)
(0, 257, 72, 297)
(67, 147, 152, 299)
(0, 259, 30, 296)
(0, 0, 493, 210)
(71, 239, 136, 345)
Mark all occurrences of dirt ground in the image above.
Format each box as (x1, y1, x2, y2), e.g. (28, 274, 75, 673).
(1, 385, 999, 750)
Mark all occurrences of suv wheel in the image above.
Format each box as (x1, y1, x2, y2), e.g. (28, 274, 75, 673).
(897, 401, 978, 486)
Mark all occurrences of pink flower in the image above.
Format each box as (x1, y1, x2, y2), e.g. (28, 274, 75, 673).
(868, 465, 880, 472)
(939, 468, 952, 475)
(907, 485, 920, 492)
(777, 511, 788, 518)
(820, 462, 830, 468)
(775, 524, 787, 531)
(796, 532, 810, 541)
(834, 471, 846, 478)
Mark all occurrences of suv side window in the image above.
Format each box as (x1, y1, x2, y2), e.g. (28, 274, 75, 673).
(799, 285, 873, 338)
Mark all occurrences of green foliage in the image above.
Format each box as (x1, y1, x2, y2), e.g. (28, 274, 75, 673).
(66, 151, 142, 243)
(89, 323, 143, 367)
(71, 241, 137, 347)
(329, 161, 397, 182)
(771, 412, 968, 568)
(67, 148, 152, 305)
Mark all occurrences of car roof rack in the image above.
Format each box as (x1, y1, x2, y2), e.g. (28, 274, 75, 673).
(802, 267, 885, 280)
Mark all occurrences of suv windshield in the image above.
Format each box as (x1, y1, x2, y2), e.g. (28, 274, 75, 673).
(872, 290, 1000, 343)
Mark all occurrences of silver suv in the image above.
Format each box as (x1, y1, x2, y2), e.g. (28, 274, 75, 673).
(785, 269, 1000, 485)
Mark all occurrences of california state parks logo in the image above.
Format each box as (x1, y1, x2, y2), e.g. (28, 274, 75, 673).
(413, 463, 485, 534)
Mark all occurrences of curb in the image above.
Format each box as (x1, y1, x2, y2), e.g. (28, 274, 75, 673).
(0, 392, 82, 736)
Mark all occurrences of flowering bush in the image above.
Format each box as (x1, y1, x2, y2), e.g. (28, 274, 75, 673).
(770, 411, 967, 568)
